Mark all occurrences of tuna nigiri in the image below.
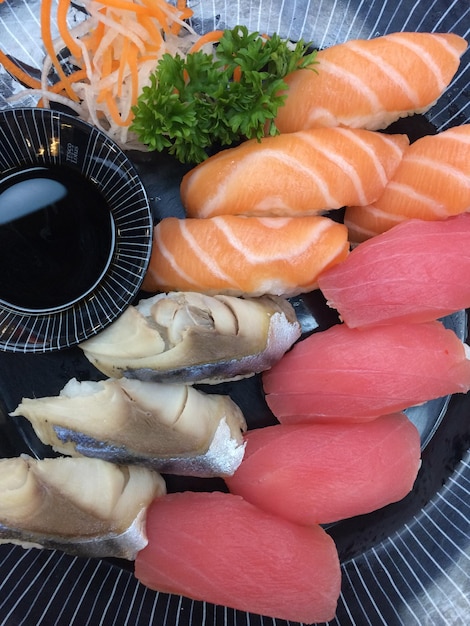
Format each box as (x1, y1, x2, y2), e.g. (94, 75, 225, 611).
(180, 128, 408, 218)
(142, 215, 349, 297)
(344, 125, 470, 242)
(135, 491, 341, 624)
(275, 32, 467, 133)
(263, 320, 470, 423)
(225, 414, 421, 525)
(318, 214, 470, 327)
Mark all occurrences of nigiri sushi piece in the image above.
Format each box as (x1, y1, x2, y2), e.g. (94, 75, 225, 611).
(80, 291, 301, 384)
(275, 32, 467, 133)
(263, 320, 470, 423)
(11, 377, 247, 478)
(0, 455, 165, 559)
(225, 413, 420, 525)
(180, 128, 408, 218)
(135, 491, 341, 624)
(318, 214, 470, 327)
(345, 125, 470, 242)
(142, 215, 349, 297)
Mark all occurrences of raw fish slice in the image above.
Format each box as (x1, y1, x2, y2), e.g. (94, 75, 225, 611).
(263, 321, 470, 422)
(135, 491, 341, 624)
(11, 377, 247, 478)
(142, 215, 349, 296)
(180, 128, 408, 218)
(80, 292, 300, 384)
(345, 125, 470, 242)
(275, 32, 467, 133)
(0, 455, 165, 559)
(318, 214, 470, 327)
(225, 413, 420, 525)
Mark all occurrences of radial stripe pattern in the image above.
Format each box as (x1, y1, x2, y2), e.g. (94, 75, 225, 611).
(0, 1, 470, 625)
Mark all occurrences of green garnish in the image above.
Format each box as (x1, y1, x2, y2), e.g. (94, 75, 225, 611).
(130, 25, 317, 164)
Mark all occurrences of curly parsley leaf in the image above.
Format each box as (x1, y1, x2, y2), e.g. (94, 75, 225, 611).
(130, 25, 317, 164)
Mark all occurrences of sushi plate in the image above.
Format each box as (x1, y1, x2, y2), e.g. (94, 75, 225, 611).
(1, 1, 470, 625)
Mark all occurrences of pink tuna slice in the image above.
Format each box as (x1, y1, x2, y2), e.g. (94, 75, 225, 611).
(135, 491, 341, 624)
(225, 413, 421, 525)
(263, 320, 470, 422)
(318, 213, 470, 327)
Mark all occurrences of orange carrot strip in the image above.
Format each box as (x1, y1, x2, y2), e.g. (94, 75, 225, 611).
(139, 1, 170, 32)
(97, 46, 114, 102)
(188, 30, 224, 53)
(117, 37, 132, 97)
(0, 50, 42, 89)
(104, 91, 134, 126)
(50, 67, 87, 93)
(169, 6, 193, 35)
(233, 65, 242, 82)
(56, 0, 82, 60)
(137, 14, 164, 48)
(91, 0, 151, 16)
(82, 16, 106, 53)
(40, 0, 79, 101)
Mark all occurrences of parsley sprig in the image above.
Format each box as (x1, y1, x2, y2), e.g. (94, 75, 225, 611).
(130, 26, 317, 164)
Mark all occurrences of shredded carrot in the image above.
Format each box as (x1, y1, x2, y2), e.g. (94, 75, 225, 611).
(1, 0, 229, 148)
(40, 0, 80, 101)
(233, 65, 242, 82)
(0, 50, 42, 90)
(188, 30, 224, 53)
(56, 0, 83, 60)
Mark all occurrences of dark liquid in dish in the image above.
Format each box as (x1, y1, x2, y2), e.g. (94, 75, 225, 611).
(0, 165, 114, 310)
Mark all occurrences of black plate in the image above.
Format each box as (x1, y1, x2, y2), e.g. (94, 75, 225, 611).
(1, 2, 470, 625)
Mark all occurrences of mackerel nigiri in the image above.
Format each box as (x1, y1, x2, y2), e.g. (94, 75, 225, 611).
(180, 128, 408, 218)
(345, 125, 470, 242)
(318, 214, 470, 327)
(263, 320, 470, 423)
(275, 32, 467, 133)
(142, 215, 349, 297)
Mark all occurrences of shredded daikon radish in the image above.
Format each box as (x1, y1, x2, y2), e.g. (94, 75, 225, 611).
(3, 0, 200, 148)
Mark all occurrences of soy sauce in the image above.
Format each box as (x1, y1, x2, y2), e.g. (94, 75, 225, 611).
(0, 164, 115, 311)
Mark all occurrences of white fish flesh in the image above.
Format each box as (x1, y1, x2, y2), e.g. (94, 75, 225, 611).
(11, 377, 247, 477)
(0, 455, 165, 559)
(79, 292, 301, 384)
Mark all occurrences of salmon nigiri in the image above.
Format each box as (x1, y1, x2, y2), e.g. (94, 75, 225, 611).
(318, 213, 470, 327)
(345, 124, 470, 242)
(275, 32, 467, 133)
(180, 127, 408, 218)
(142, 214, 349, 297)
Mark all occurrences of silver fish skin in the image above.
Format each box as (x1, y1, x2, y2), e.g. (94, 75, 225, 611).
(79, 292, 301, 384)
(0, 455, 165, 560)
(11, 377, 247, 477)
